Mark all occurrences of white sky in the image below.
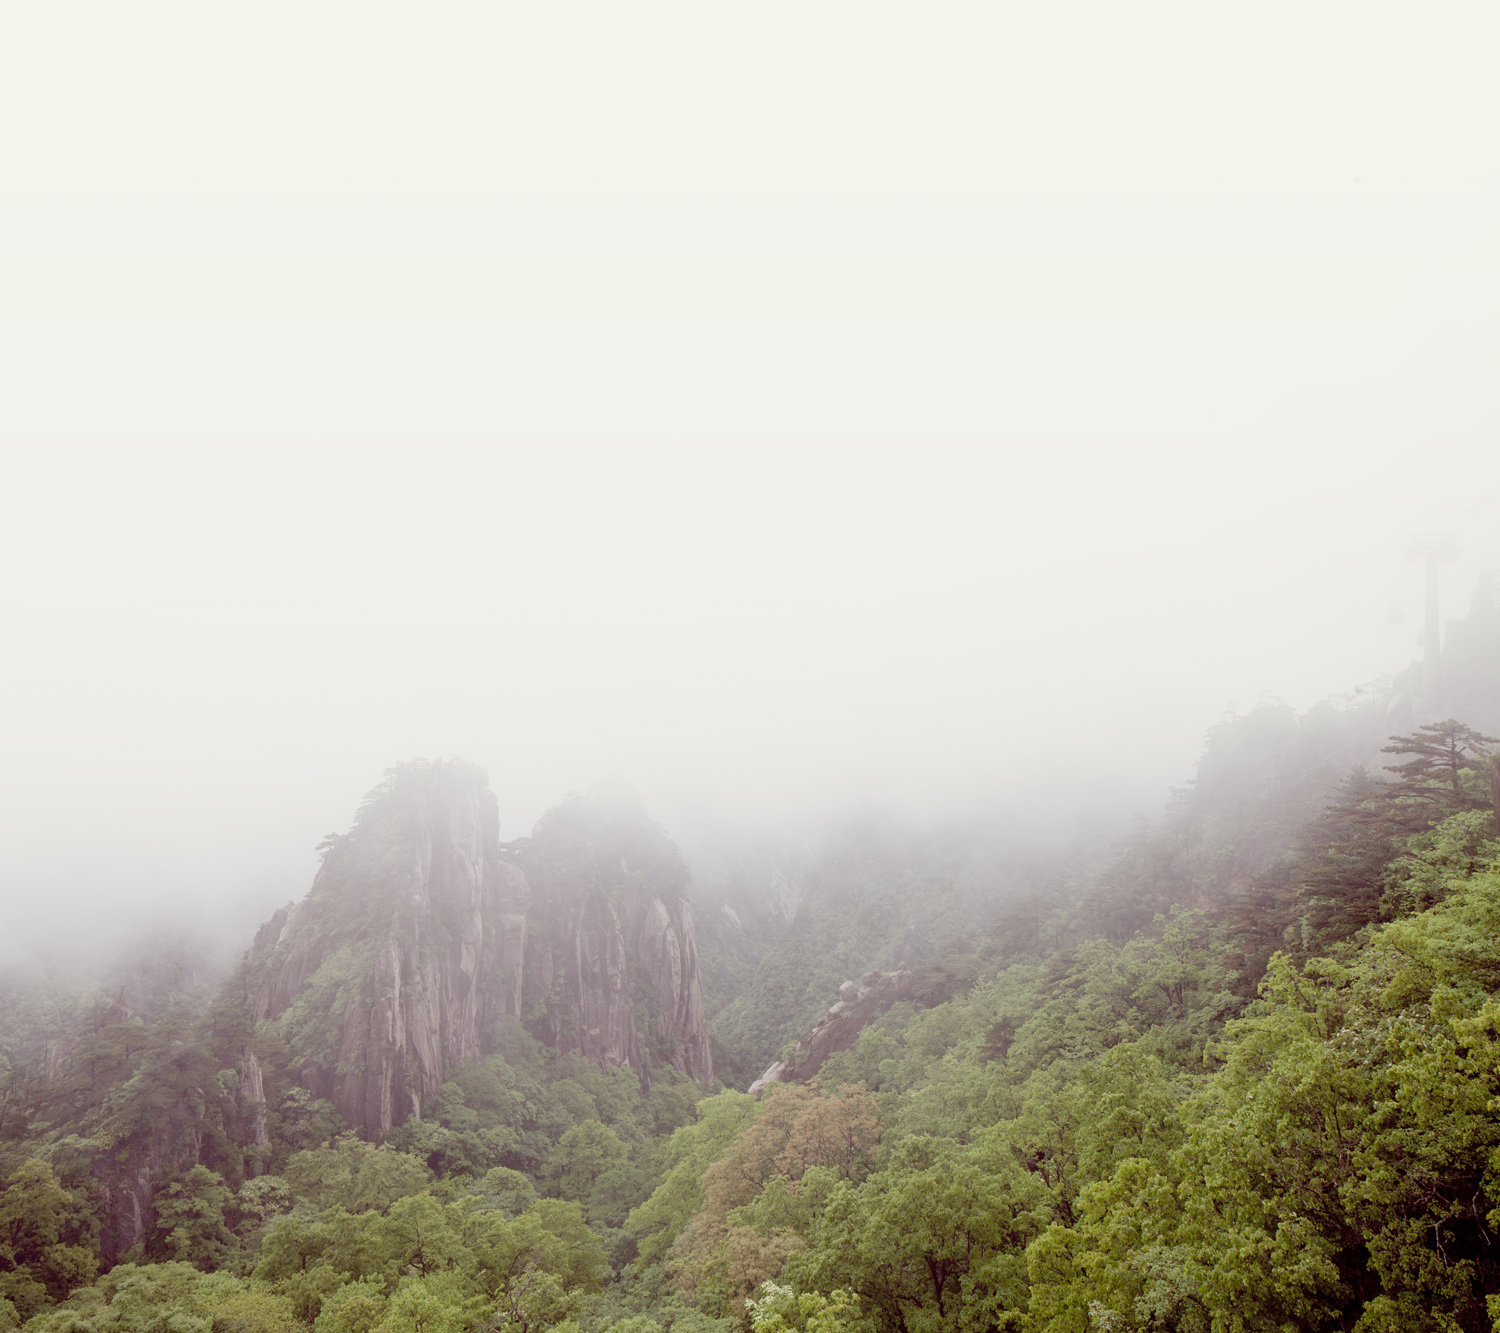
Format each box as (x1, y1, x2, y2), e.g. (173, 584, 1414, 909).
(1, 0, 1498, 957)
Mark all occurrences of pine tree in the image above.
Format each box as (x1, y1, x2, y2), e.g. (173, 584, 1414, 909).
(1379, 718, 1498, 825)
(1281, 721, 1496, 954)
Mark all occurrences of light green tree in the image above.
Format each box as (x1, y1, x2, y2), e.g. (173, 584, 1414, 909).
(283, 1136, 430, 1214)
(799, 1135, 1049, 1333)
(542, 1121, 628, 1201)
(746, 1281, 857, 1333)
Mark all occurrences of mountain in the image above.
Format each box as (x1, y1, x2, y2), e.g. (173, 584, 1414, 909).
(26, 762, 716, 1266)
(5, 583, 1500, 1331)
(241, 762, 713, 1140)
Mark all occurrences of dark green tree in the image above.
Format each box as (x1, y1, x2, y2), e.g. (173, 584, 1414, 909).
(1378, 718, 1498, 828)
(154, 1165, 237, 1269)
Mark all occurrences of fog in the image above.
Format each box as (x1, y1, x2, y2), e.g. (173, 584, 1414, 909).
(2, 0, 1498, 962)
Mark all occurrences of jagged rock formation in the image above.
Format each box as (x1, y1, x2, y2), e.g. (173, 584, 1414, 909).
(244, 762, 711, 1136)
(504, 779, 712, 1087)
(747, 968, 913, 1095)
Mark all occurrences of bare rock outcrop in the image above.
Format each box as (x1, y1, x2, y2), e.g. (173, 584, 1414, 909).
(747, 968, 913, 1094)
(503, 778, 712, 1087)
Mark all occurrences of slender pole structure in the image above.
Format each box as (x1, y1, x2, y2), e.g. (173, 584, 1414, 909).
(1491, 754, 1500, 838)
(1424, 554, 1441, 701)
(1408, 537, 1460, 706)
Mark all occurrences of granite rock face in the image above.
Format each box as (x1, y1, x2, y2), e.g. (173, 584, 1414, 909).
(504, 778, 712, 1087)
(245, 762, 711, 1136)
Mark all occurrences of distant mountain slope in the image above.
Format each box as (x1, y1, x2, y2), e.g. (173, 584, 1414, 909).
(708, 686, 1408, 1088)
(707, 819, 1061, 1079)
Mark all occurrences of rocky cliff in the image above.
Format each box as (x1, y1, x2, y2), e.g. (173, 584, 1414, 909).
(746, 967, 913, 1095)
(244, 761, 711, 1137)
(503, 779, 711, 1087)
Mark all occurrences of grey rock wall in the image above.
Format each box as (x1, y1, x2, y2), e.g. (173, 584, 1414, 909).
(244, 761, 711, 1136)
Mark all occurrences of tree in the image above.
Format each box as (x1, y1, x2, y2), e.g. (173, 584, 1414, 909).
(1285, 722, 1498, 952)
(313, 1279, 388, 1333)
(1163, 824, 1500, 1329)
(665, 1086, 881, 1309)
(283, 1135, 430, 1214)
(1383, 718, 1497, 792)
(543, 1121, 628, 1201)
(0, 1159, 96, 1314)
(373, 1272, 484, 1333)
(201, 1287, 305, 1333)
(799, 1136, 1050, 1333)
(746, 1282, 857, 1333)
(492, 1264, 577, 1333)
(155, 1166, 237, 1269)
(462, 1199, 607, 1300)
(235, 1174, 293, 1238)
(627, 1092, 759, 1268)
(379, 1195, 467, 1279)
(1025, 1159, 1198, 1333)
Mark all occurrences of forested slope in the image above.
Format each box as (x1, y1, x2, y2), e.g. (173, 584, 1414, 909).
(3, 696, 1500, 1333)
(617, 713, 1500, 1332)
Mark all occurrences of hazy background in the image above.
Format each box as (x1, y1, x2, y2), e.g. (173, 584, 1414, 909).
(1, 0, 1498, 959)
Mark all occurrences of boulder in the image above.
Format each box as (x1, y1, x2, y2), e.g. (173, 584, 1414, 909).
(747, 968, 914, 1093)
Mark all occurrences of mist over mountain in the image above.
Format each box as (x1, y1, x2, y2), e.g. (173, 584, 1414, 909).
(4, 445, 1498, 972)
(5, 1, 1500, 1326)
(3, 575, 1498, 1330)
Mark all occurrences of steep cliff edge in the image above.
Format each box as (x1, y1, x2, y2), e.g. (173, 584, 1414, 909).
(244, 761, 711, 1137)
(503, 779, 711, 1088)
